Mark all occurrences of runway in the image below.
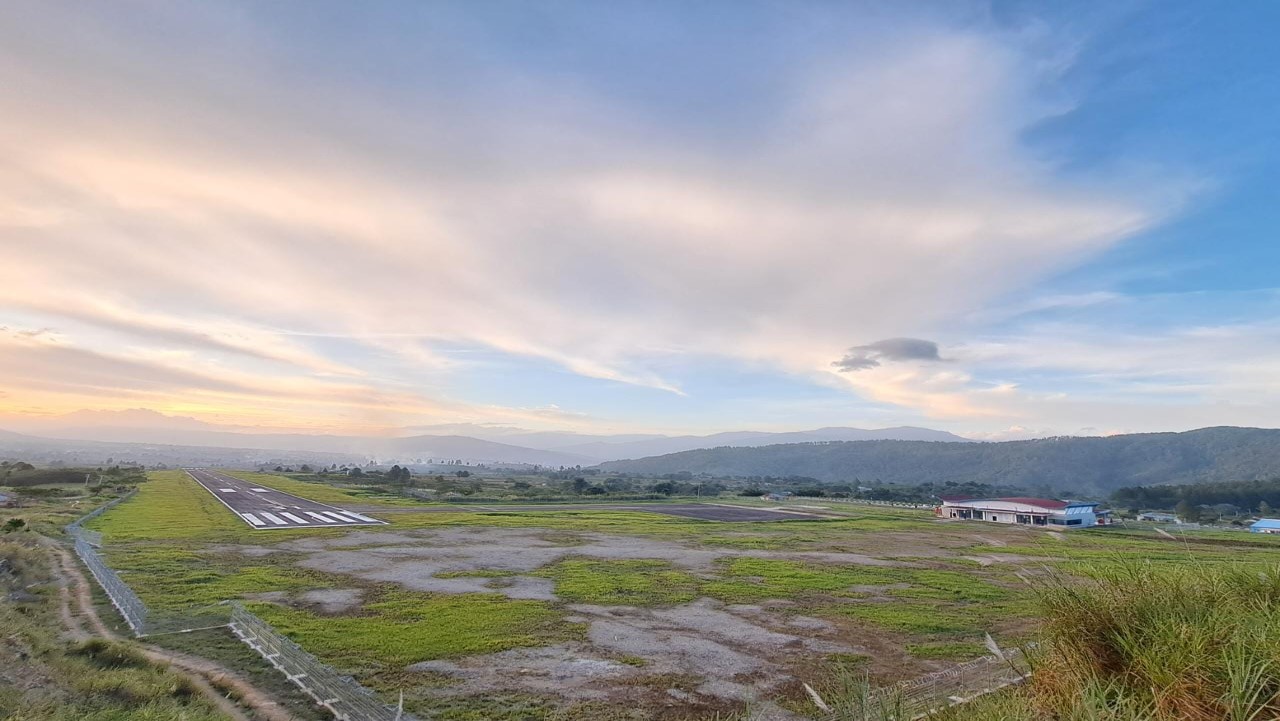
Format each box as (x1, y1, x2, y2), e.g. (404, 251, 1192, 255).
(185, 468, 386, 530)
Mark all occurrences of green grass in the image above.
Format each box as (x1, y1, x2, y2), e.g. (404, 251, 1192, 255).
(833, 601, 983, 635)
(905, 641, 988, 660)
(105, 545, 323, 611)
(231, 472, 422, 507)
(85, 470, 252, 542)
(252, 589, 580, 685)
(536, 558, 702, 606)
(701, 557, 1012, 604)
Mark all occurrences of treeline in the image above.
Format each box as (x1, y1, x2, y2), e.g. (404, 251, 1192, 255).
(599, 427, 1280, 497)
(2, 461, 146, 488)
(1113, 477, 1280, 513)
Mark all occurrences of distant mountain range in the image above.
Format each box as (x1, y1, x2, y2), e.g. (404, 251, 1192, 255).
(1, 409, 970, 466)
(598, 427, 1280, 496)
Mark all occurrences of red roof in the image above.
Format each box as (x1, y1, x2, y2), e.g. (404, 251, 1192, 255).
(941, 496, 1070, 510)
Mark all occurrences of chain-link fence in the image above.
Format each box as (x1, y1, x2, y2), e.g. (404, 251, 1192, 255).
(229, 602, 417, 721)
(825, 647, 1032, 720)
(70, 532, 151, 635)
(65, 495, 413, 720)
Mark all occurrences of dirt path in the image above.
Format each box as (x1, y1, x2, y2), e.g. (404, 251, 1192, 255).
(42, 537, 298, 721)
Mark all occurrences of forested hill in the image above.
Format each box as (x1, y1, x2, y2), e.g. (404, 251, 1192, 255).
(597, 427, 1280, 497)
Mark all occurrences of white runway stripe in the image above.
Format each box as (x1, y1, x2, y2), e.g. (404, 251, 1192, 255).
(342, 511, 378, 522)
(219, 488, 236, 493)
(319, 511, 353, 523)
(304, 511, 331, 522)
(241, 513, 265, 527)
(260, 512, 286, 525)
(281, 512, 309, 524)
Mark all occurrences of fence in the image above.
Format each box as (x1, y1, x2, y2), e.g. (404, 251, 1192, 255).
(64, 494, 415, 720)
(828, 647, 1031, 720)
(71, 533, 152, 635)
(66, 490, 150, 635)
(229, 603, 417, 721)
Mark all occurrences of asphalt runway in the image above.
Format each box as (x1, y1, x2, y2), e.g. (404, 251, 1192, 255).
(186, 468, 386, 530)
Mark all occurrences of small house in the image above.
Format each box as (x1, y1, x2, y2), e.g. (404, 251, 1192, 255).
(0, 492, 12, 508)
(1250, 519, 1280, 534)
(1137, 511, 1178, 523)
(761, 491, 793, 502)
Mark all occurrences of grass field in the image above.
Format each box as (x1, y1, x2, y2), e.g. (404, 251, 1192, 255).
(77, 470, 1280, 720)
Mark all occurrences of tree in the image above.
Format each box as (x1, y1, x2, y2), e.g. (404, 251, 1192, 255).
(455, 470, 471, 478)
(585, 485, 606, 495)
(571, 477, 590, 494)
(348, 467, 364, 478)
(1261, 500, 1274, 518)
(300, 464, 313, 473)
(652, 481, 675, 496)
(1175, 500, 1201, 523)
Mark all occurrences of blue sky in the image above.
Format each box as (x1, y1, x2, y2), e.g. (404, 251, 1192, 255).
(1, 1, 1278, 438)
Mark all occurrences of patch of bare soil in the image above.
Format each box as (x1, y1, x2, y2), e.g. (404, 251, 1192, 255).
(270, 527, 907, 603)
(298, 588, 364, 613)
(224, 525, 974, 718)
(406, 598, 845, 719)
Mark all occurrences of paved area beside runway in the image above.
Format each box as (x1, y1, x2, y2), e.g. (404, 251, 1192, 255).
(346, 501, 835, 521)
(186, 468, 386, 530)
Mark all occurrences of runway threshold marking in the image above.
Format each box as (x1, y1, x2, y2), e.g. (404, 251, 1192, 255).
(242, 513, 265, 527)
(260, 512, 286, 525)
(281, 512, 309, 524)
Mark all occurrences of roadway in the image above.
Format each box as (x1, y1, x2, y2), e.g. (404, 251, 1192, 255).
(186, 468, 386, 530)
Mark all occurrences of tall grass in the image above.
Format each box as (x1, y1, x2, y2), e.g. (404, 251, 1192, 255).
(1027, 560, 1280, 720)
(817, 560, 1280, 721)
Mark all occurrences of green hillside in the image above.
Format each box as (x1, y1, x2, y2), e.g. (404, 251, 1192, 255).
(598, 427, 1280, 496)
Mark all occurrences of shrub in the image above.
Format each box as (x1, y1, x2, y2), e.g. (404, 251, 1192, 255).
(1028, 561, 1280, 720)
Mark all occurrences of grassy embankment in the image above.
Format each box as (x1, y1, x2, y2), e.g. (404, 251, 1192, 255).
(0, 537, 225, 721)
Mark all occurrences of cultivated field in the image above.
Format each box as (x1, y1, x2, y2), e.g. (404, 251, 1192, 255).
(83, 470, 1280, 720)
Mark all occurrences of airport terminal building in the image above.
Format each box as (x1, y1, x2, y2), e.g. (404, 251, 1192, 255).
(936, 496, 1108, 529)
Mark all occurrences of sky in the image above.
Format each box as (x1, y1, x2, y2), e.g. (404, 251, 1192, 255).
(2, 0, 1279, 439)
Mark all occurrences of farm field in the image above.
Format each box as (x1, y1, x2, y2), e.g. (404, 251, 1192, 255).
(85, 470, 1280, 720)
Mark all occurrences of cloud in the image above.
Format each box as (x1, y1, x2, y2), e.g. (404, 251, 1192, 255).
(833, 338, 945, 372)
(0, 3, 1189, 431)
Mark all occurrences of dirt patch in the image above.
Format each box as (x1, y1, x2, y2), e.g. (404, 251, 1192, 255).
(299, 588, 364, 613)
(407, 644, 637, 701)
(403, 597, 853, 713)
(286, 528, 907, 603)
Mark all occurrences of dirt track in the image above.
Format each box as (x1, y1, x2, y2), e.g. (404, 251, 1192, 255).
(42, 535, 298, 721)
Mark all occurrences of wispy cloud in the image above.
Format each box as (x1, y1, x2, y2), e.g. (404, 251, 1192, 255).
(0, 3, 1197, 433)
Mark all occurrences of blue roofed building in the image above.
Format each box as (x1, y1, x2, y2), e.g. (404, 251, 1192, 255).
(1250, 519, 1280, 534)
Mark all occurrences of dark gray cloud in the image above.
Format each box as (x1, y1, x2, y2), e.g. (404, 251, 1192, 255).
(833, 337, 944, 372)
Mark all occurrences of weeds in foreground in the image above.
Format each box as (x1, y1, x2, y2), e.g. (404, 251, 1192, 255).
(1028, 561, 1280, 721)
(810, 560, 1280, 721)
